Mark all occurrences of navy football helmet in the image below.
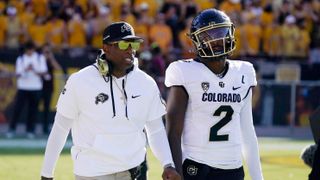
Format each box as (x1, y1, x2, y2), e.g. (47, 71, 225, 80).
(189, 9, 236, 59)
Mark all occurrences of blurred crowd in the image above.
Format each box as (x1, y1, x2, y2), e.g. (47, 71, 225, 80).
(0, 0, 320, 136)
(0, 0, 320, 66)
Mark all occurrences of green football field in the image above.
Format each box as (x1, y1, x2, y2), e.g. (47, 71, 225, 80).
(0, 137, 313, 179)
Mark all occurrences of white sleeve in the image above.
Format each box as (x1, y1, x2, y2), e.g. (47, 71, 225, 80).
(165, 62, 185, 87)
(242, 62, 257, 100)
(146, 83, 166, 122)
(145, 117, 174, 168)
(240, 90, 264, 180)
(248, 63, 257, 86)
(56, 75, 79, 119)
(41, 113, 74, 178)
(244, 62, 257, 87)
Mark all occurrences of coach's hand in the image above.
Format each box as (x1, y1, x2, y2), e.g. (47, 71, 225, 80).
(41, 176, 53, 180)
(162, 166, 181, 180)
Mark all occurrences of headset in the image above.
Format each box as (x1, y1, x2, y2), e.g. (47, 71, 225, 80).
(96, 49, 137, 76)
(97, 49, 113, 76)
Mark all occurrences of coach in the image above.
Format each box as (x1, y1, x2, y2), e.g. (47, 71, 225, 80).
(41, 22, 180, 180)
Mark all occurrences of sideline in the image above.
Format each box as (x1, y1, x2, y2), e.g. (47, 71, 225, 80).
(0, 138, 72, 149)
(0, 137, 312, 149)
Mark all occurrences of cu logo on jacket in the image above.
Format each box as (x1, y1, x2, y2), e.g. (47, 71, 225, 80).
(187, 165, 198, 176)
(95, 93, 109, 104)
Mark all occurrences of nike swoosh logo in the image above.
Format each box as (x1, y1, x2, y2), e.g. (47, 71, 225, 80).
(232, 86, 241, 90)
(132, 95, 141, 99)
(103, 35, 110, 40)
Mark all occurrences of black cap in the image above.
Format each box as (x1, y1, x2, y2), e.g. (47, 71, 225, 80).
(102, 22, 143, 44)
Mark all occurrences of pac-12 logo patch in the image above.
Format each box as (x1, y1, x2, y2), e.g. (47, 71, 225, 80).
(187, 165, 198, 176)
(201, 82, 210, 92)
(95, 93, 109, 104)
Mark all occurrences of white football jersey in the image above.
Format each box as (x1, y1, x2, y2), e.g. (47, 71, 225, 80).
(56, 63, 166, 176)
(165, 59, 257, 169)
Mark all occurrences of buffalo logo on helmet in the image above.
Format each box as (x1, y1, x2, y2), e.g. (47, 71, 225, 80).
(201, 82, 210, 92)
(95, 93, 109, 104)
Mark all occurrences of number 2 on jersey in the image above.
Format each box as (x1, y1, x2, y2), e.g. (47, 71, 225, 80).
(209, 105, 234, 141)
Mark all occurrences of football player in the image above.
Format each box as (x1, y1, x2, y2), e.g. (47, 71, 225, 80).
(165, 9, 264, 180)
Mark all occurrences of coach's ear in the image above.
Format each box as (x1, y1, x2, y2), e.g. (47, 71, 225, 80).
(41, 176, 53, 180)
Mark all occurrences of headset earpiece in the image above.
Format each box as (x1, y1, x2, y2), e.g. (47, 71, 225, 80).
(97, 49, 111, 76)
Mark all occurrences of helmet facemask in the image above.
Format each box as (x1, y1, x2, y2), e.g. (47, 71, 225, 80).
(190, 23, 236, 59)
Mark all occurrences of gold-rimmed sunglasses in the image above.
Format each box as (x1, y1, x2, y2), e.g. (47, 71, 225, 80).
(109, 41, 141, 51)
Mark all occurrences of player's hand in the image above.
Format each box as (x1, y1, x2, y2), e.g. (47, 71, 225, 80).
(41, 176, 53, 180)
(162, 167, 181, 180)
